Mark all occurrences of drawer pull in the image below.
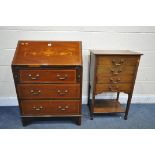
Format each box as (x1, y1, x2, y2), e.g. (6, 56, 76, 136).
(110, 77, 121, 84)
(112, 59, 125, 66)
(58, 106, 69, 111)
(111, 69, 122, 75)
(30, 90, 41, 95)
(28, 74, 40, 80)
(109, 85, 119, 92)
(57, 74, 68, 80)
(57, 90, 68, 95)
(32, 106, 43, 111)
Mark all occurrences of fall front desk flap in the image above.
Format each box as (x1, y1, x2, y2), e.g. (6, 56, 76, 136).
(12, 41, 82, 66)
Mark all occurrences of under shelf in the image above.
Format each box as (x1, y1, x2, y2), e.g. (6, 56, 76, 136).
(94, 99, 125, 114)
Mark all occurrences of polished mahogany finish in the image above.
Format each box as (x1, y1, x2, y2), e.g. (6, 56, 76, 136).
(12, 41, 82, 126)
(19, 69, 77, 83)
(88, 50, 142, 120)
(17, 84, 80, 99)
(21, 100, 80, 116)
(12, 41, 82, 66)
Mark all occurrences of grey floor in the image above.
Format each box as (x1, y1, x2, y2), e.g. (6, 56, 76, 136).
(0, 104, 155, 129)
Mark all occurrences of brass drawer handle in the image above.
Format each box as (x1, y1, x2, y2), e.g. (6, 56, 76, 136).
(30, 90, 41, 95)
(57, 74, 68, 80)
(110, 77, 121, 84)
(32, 106, 44, 111)
(57, 90, 68, 95)
(112, 59, 125, 66)
(58, 106, 69, 111)
(111, 69, 122, 75)
(28, 74, 40, 80)
(109, 85, 119, 92)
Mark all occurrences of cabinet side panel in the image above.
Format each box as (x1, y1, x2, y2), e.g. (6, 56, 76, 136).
(89, 53, 96, 100)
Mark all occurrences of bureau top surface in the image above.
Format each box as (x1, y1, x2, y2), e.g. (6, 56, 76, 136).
(12, 41, 82, 66)
(91, 50, 143, 55)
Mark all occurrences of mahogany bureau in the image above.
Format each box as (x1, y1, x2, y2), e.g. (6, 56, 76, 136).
(87, 50, 142, 120)
(12, 41, 82, 126)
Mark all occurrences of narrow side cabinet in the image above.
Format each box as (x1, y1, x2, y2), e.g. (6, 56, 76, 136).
(87, 50, 142, 120)
(12, 41, 83, 126)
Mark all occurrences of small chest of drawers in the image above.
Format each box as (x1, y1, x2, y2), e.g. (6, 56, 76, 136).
(12, 41, 82, 126)
(88, 50, 142, 120)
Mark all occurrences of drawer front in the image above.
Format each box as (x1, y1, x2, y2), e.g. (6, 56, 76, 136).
(96, 56, 139, 66)
(17, 84, 80, 99)
(96, 66, 136, 76)
(95, 83, 132, 94)
(19, 70, 76, 83)
(96, 75, 134, 84)
(20, 100, 80, 116)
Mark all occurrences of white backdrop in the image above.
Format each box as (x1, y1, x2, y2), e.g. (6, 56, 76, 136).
(0, 26, 155, 105)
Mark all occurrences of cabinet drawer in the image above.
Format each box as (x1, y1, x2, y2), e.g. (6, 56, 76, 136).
(17, 84, 80, 99)
(20, 100, 80, 116)
(19, 69, 76, 83)
(95, 83, 132, 94)
(96, 66, 135, 76)
(96, 75, 134, 84)
(96, 56, 138, 66)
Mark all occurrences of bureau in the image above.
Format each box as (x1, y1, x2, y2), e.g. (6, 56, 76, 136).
(88, 50, 142, 120)
(12, 41, 82, 126)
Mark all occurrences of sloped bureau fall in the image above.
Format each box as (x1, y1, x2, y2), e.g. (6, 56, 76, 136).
(12, 41, 83, 126)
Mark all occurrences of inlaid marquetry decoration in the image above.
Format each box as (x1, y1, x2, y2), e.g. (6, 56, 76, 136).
(12, 41, 83, 126)
(14, 41, 81, 65)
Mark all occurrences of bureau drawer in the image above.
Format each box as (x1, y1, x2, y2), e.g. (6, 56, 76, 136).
(96, 56, 139, 66)
(95, 83, 132, 94)
(17, 84, 80, 99)
(96, 75, 134, 84)
(20, 100, 80, 116)
(96, 66, 136, 76)
(19, 70, 76, 83)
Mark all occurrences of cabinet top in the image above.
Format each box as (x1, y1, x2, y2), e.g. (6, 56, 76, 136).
(12, 41, 82, 66)
(90, 50, 143, 55)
